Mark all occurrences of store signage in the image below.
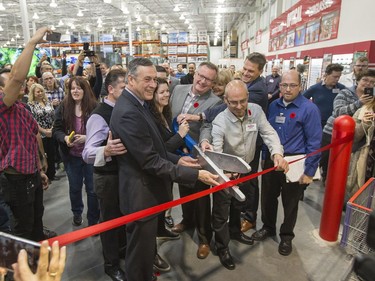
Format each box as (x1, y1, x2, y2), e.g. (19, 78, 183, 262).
(256, 30, 262, 44)
(241, 39, 249, 51)
(269, 0, 341, 52)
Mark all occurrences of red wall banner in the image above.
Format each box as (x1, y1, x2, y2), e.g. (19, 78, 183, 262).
(269, 0, 342, 52)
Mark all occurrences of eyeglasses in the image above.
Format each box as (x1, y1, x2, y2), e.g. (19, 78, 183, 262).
(360, 77, 375, 86)
(43, 77, 54, 80)
(196, 72, 214, 83)
(280, 83, 300, 90)
(354, 65, 368, 68)
(226, 98, 248, 106)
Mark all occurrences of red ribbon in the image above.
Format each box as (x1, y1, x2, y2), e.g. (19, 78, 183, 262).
(47, 134, 353, 246)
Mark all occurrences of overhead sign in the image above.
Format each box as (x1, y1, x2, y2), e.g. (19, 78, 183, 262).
(269, 0, 341, 52)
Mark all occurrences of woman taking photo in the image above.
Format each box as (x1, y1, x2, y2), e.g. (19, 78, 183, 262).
(28, 83, 56, 181)
(53, 76, 99, 227)
(347, 75, 375, 200)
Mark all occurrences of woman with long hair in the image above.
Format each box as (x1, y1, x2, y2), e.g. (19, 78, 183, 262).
(53, 76, 99, 227)
(347, 75, 375, 200)
(28, 83, 56, 180)
(25, 76, 39, 96)
(149, 77, 189, 231)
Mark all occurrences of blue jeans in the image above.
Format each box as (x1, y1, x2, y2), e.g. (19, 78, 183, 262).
(65, 156, 99, 225)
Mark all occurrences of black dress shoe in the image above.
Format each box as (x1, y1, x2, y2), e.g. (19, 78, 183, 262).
(251, 228, 276, 241)
(164, 216, 174, 228)
(230, 232, 254, 245)
(157, 228, 180, 241)
(104, 265, 126, 281)
(218, 249, 235, 270)
(153, 253, 170, 272)
(278, 240, 292, 256)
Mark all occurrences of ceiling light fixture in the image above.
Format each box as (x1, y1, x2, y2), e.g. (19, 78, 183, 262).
(161, 25, 166, 31)
(173, 5, 180, 12)
(18, 45, 22, 48)
(77, 9, 83, 17)
(136, 26, 140, 32)
(16, 33, 20, 38)
(32, 12, 39, 20)
(103, 0, 111, 3)
(97, 18, 102, 24)
(10, 37, 15, 42)
(136, 16, 142, 22)
(179, 14, 185, 20)
(188, 25, 192, 30)
(0, 25, 3, 32)
(71, 24, 75, 30)
(0, 2, 5, 11)
(58, 19, 64, 26)
(111, 27, 116, 33)
(50, 25, 55, 31)
(65, 29, 70, 35)
(184, 19, 189, 24)
(6, 40, 10, 44)
(217, 0, 225, 3)
(85, 25, 91, 32)
(125, 21, 129, 27)
(98, 22, 103, 28)
(122, 6, 129, 14)
(49, 0, 57, 8)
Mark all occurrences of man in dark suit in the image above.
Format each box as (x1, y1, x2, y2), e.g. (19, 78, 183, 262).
(110, 58, 218, 281)
(180, 62, 196, 84)
(169, 62, 222, 259)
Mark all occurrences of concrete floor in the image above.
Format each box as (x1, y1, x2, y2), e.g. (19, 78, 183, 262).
(43, 168, 355, 281)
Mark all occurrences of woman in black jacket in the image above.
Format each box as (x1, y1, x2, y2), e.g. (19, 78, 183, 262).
(149, 78, 190, 232)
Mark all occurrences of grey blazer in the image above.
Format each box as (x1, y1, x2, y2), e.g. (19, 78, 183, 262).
(170, 84, 222, 142)
(169, 77, 180, 93)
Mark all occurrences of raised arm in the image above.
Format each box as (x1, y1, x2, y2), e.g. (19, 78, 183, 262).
(3, 27, 50, 107)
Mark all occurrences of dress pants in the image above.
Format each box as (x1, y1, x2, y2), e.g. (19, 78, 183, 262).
(241, 144, 261, 224)
(0, 172, 44, 241)
(42, 137, 56, 180)
(179, 181, 212, 244)
(261, 158, 307, 241)
(125, 217, 157, 281)
(212, 189, 242, 251)
(94, 173, 126, 267)
(320, 132, 332, 181)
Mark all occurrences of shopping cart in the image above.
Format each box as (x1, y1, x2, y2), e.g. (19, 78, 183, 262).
(340, 178, 375, 280)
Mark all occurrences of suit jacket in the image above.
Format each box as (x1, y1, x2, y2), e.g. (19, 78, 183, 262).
(110, 89, 198, 218)
(247, 76, 268, 113)
(170, 84, 222, 142)
(169, 77, 180, 93)
(180, 73, 194, 84)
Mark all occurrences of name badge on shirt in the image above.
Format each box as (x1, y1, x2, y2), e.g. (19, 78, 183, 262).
(275, 116, 286, 123)
(269, 79, 274, 83)
(246, 123, 257, 132)
(332, 88, 340, 93)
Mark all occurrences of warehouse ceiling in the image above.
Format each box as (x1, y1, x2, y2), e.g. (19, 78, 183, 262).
(0, 0, 258, 47)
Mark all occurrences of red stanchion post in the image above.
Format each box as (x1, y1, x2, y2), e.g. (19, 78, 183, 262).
(319, 115, 355, 241)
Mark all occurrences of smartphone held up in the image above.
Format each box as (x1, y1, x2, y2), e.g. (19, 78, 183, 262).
(0, 232, 42, 273)
(46, 32, 61, 42)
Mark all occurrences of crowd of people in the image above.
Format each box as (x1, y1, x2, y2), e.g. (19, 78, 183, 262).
(0, 27, 374, 281)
